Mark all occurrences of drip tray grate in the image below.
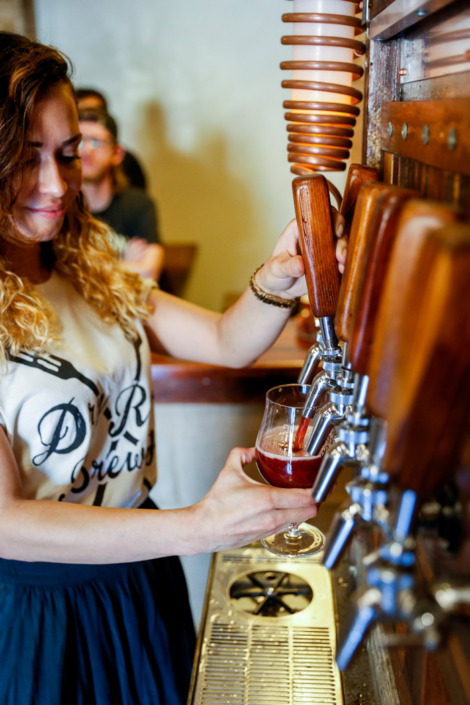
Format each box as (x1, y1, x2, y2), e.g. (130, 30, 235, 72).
(190, 546, 343, 705)
(200, 623, 338, 705)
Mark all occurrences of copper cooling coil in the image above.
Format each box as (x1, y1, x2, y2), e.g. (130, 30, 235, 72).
(280, 60, 364, 80)
(281, 9, 365, 173)
(282, 13, 363, 34)
(281, 34, 365, 55)
(288, 133, 353, 149)
(287, 124, 355, 138)
(282, 80, 362, 103)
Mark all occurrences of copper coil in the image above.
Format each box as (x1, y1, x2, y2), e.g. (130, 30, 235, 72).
(288, 152, 347, 171)
(281, 60, 364, 80)
(287, 124, 355, 138)
(282, 13, 363, 34)
(284, 111, 357, 127)
(281, 8, 365, 174)
(283, 100, 360, 116)
(288, 133, 353, 149)
(282, 80, 362, 103)
(281, 35, 365, 55)
(288, 142, 350, 159)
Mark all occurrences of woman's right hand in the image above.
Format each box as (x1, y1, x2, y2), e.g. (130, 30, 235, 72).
(189, 447, 318, 554)
(335, 225, 348, 274)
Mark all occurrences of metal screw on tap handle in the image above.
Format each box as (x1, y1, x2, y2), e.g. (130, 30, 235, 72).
(448, 128, 457, 150)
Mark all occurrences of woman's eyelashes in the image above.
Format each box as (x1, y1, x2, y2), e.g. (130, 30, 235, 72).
(21, 153, 81, 170)
(59, 153, 81, 164)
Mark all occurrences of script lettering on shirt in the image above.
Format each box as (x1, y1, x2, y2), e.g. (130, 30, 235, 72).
(108, 382, 150, 438)
(69, 429, 155, 494)
(33, 398, 87, 466)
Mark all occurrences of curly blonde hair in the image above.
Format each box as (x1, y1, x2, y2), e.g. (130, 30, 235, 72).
(0, 32, 150, 366)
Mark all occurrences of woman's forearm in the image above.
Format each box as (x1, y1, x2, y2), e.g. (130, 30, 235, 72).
(0, 498, 198, 564)
(145, 286, 293, 368)
(215, 286, 292, 367)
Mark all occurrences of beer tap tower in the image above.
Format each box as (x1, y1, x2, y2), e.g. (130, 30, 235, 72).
(282, 1, 470, 702)
(304, 184, 415, 458)
(312, 200, 460, 569)
(336, 223, 470, 669)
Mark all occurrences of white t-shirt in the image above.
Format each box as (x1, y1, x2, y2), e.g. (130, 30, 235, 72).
(0, 272, 157, 508)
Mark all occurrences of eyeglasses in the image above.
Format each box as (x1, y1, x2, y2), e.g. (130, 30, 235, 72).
(79, 137, 114, 151)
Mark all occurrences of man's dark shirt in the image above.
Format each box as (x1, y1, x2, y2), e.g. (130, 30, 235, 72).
(94, 187, 160, 244)
(122, 151, 147, 191)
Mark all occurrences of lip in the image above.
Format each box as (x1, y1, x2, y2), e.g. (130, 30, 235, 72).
(27, 207, 66, 220)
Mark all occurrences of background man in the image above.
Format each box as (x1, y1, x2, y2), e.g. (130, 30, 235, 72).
(79, 109, 164, 281)
(76, 87, 147, 191)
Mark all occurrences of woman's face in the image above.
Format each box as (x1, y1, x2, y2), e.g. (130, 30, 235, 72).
(10, 82, 82, 244)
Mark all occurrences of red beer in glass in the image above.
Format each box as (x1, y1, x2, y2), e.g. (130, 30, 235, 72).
(255, 384, 326, 557)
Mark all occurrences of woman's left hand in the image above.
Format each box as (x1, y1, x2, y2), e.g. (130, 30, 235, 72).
(255, 209, 346, 299)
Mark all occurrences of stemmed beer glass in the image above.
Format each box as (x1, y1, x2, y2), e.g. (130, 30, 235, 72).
(255, 384, 326, 558)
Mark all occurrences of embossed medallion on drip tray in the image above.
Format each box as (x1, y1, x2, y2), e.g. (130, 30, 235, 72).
(229, 570, 313, 617)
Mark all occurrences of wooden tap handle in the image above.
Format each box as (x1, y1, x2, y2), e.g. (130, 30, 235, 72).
(339, 164, 379, 235)
(348, 187, 416, 376)
(367, 200, 459, 420)
(293, 174, 340, 318)
(384, 225, 470, 499)
(335, 182, 390, 342)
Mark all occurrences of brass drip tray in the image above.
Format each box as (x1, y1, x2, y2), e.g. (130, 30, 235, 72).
(188, 542, 344, 705)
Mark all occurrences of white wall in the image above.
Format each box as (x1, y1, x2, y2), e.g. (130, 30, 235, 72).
(35, 0, 363, 310)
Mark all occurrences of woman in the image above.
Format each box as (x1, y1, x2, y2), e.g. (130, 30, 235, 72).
(0, 32, 344, 705)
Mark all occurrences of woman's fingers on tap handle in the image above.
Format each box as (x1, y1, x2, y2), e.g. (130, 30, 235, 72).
(270, 252, 305, 280)
(336, 236, 348, 274)
(331, 207, 345, 238)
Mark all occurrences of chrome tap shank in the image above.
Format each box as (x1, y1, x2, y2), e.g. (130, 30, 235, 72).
(305, 401, 347, 455)
(297, 341, 323, 385)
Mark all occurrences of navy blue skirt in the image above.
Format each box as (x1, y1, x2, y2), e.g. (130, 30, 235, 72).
(0, 501, 196, 705)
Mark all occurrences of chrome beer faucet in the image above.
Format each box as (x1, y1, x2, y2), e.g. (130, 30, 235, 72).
(335, 490, 443, 671)
(334, 222, 470, 672)
(305, 344, 360, 457)
(297, 318, 340, 385)
(309, 194, 457, 522)
(297, 317, 346, 421)
(305, 186, 418, 460)
(319, 417, 389, 570)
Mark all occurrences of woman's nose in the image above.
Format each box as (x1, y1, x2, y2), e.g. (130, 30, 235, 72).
(38, 156, 67, 198)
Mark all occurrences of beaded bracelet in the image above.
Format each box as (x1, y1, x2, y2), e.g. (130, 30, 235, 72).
(249, 265, 300, 309)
